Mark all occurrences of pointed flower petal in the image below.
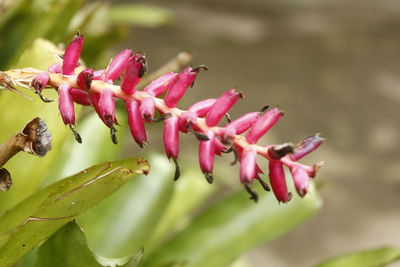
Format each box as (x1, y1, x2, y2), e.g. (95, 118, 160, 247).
(98, 89, 117, 127)
(246, 108, 283, 144)
(240, 148, 258, 183)
(206, 88, 241, 127)
(62, 33, 84, 75)
(163, 116, 179, 159)
(290, 134, 324, 161)
(269, 160, 291, 203)
(126, 100, 148, 147)
(144, 72, 178, 97)
(104, 49, 133, 82)
(224, 111, 259, 137)
(291, 166, 310, 197)
(199, 130, 215, 180)
(58, 83, 75, 125)
(188, 98, 216, 117)
(121, 54, 146, 95)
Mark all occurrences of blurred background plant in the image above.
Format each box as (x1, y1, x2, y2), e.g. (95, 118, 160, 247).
(0, 0, 399, 267)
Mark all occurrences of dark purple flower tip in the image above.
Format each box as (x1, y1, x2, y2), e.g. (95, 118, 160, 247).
(144, 72, 178, 97)
(163, 115, 180, 159)
(245, 107, 284, 144)
(58, 83, 75, 125)
(205, 88, 241, 127)
(164, 66, 204, 108)
(62, 32, 84, 75)
(71, 89, 91, 106)
(77, 68, 94, 91)
(121, 54, 147, 95)
(188, 98, 216, 117)
(126, 100, 148, 148)
(104, 49, 133, 83)
(269, 160, 292, 203)
(290, 133, 325, 161)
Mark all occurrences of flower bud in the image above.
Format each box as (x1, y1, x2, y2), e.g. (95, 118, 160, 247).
(121, 54, 146, 95)
(225, 112, 259, 135)
(98, 89, 117, 127)
(246, 108, 283, 144)
(164, 66, 203, 108)
(104, 49, 133, 83)
(77, 68, 93, 91)
(139, 97, 156, 122)
(240, 148, 258, 183)
(31, 72, 50, 92)
(71, 89, 91, 106)
(163, 116, 179, 159)
(290, 166, 310, 197)
(58, 83, 75, 125)
(290, 134, 324, 161)
(188, 98, 216, 117)
(206, 88, 241, 127)
(62, 33, 84, 75)
(199, 130, 215, 183)
(48, 62, 62, 73)
(269, 160, 291, 203)
(126, 100, 147, 147)
(144, 72, 178, 97)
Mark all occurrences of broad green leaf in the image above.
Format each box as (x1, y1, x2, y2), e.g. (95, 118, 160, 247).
(107, 4, 173, 27)
(78, 155, 174, 258)
(35, 221, 144, 267)
(0, 158, 149, 267)
(0, 39, 69, 213)
(315, 247, 400, 267)
(143, 183, 322, 267)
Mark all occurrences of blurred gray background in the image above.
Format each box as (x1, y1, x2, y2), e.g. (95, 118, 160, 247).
(115, 0, 400, 266)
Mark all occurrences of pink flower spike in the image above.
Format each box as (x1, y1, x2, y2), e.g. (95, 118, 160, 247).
(71, 89, 91, 106)
(291, 166, 310, 197)
(47, 62, 62, 73)
(163, 116, 179, 159)
(58, 83, 75, 125)
(164, 66, 206, 108)
(188, 98, 217, 117)
(126, 100, 148, 148)
(240, 148, 258, 183)
(290, 134, 324, 161)
(144, 72, 178, 97)
(104, 49, 133, 83)
(121, 54, 147, 95)
(93, 70, 105, 80)
(205, 88, 242, 127)
(199, 131, 215, 183)
(246, 108, 284, 144)
(31, 72, 50, 93)
(139, 97, 156, 122)
(77, 68, 94, 91)
(62, 32, 84, 75)
(269, 160, 292, 203)
(225, 112, 259, 135)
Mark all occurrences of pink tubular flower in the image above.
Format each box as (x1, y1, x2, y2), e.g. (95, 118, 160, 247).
(98, 89, 117, 127)
(126, 100, 147, 148)
(246, 108, 283, 144)
(199, 131, 215, 183)
(269, 160, 291, 203)
(164, 66, 206, 108)
(104, 49, 133, 83)
(240, 148, 258, 183)
(206, 88, 241, 127)
(48, 62, 62, 73)
(62, 32, 84, 75)
(121, 54, 147, 95)
(188, 98, 216, 117)
(144, 72, 178, 97)
(71, 89, 91, 106)
(77, 68, 94, 91)
(163, 116, 179, 159)
(58, 83, 75, 125)
(139, 97, 156, 122)
(290, 166, 310, 197)
(290, 134, 324, 161)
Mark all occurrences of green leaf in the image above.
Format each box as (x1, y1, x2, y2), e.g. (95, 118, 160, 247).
(0, 39, 69, 213)
(315, 247, 400, 267)
(143, 183, 322, 267)
(0, 158, 149, 267)
(35, 221, 144, 267)
(78, 155, 175, 258)
(107, 4, 173, 27)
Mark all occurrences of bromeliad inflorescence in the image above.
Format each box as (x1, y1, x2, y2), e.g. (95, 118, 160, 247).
(3, 33, 324, 202)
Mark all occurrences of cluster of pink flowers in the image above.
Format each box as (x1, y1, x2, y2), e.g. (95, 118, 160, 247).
(31, 33, 324, 202)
